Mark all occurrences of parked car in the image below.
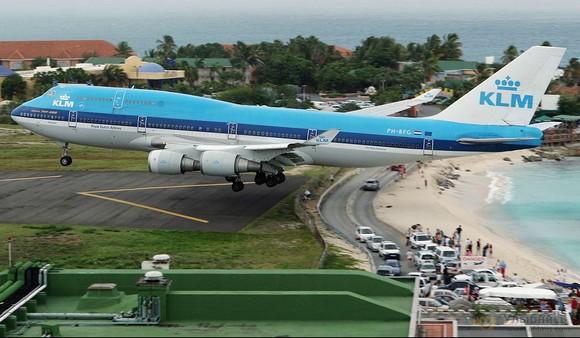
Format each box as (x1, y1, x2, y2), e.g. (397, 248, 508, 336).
(355, 226, 375, 243)
(475, 297, 514, 310)
(418, 298, 449, 310)
(376, 265, 395, 277)
(410, 233, 433, 249)
(454, 272, 503, 289)
(361, 178, 380, 191)
(378, 241, 401, 260)
(366, 235, 384, 252)
(419, 262, 437, 280)
(419, 242, 437, 252)
(418, 276, 432, 297)
(438, 280, 480, 298)
(436, 261, 461, 275)
(414, 251, 436, 267)
(384, 259, 402, 276)
(435, 246, 459, 264)
(431, 289, 461, 302)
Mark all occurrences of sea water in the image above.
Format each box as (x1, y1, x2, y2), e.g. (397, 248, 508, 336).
(0, 9, 579, 63)
(486, 158, 580, 272)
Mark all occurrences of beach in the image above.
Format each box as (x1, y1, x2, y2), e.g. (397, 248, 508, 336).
(374, 149, 580, 283)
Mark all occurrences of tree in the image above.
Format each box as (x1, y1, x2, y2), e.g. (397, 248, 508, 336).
(232, 41, 264, 68)
(216, 86, 272, 105)
(96, 65, 128, 87)
(156, 35, 177, 60)
(502, 45, 519, 64)
(440, 33, 463, 60)
(115, 41, 134, 58)
(371, 88, 402, 105)
(558, 95, 580, 115)
(563, 58, 580, 86)
(424, 35, 442, 56)
(355, 36, 407, 68)
(337, 102, 360, 112)
(1, 74, 27, 100)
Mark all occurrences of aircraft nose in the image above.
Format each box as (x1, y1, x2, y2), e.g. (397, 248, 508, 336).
(10, 104, 24, 122)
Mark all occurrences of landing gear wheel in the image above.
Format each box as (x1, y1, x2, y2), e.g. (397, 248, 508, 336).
(266, 175, 278, 188)
(232, 181, 245, 192)
(60, 156, 73, 167)
(254, 172, 267, 185)
(275, 173, 286, 184)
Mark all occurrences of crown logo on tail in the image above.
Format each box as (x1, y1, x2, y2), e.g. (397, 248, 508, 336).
(494, 76, 520, 91)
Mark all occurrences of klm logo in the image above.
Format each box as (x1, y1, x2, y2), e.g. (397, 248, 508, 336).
(479, 76, 533, 109)
(52, 94, 75, 108)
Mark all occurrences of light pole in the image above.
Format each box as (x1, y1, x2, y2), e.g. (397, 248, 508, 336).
(7, 237, 13, 267)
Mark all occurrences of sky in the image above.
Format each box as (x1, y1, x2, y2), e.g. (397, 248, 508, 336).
(7, 0, 580, 17)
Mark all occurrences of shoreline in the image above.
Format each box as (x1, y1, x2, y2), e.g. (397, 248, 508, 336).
(374, 149, 580, 283)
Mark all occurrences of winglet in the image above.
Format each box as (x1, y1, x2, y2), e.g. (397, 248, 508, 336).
(304, 129, 340, 146)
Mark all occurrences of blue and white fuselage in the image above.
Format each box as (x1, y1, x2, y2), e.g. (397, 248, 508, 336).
(10, 46, 565, 192)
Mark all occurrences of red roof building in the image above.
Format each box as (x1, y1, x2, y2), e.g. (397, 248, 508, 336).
(0, 40, 118, 70)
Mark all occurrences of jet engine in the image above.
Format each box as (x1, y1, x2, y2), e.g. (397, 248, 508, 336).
(148, 150, 266, 177)
(148, 150, 200, 175)
(199, 151, 262, 176)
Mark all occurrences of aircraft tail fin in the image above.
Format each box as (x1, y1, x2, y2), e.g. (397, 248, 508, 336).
(430, 46, 566, 126)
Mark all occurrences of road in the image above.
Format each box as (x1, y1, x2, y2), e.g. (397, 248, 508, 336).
(319, 167, 415, 274)
(0, 171, 304, 232)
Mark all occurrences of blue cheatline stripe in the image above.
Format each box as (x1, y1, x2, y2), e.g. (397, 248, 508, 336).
(14, 106, 534, 153)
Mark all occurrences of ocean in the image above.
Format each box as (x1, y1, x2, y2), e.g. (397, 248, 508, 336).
(486, 157, 580, 272)
(0, 11, 578, 63)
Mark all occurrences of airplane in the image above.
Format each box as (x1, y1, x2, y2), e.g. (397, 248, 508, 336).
(10, 46, 565, 192)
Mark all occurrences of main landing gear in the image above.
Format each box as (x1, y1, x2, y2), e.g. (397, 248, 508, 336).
(227, 171, 286, 192)
(60, 143, 73, 167)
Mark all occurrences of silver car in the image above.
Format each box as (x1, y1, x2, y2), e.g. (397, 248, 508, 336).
(361, 178, 380, 191)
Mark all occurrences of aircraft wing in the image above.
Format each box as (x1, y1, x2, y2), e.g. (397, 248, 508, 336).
(145, 129, 340, 165)
(349, 88, 441, 117)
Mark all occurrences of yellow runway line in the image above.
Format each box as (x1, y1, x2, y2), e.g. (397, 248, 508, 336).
(81, 182, 239, 194)
(0, 175, 63, 183)
(78, 192, 210, 224)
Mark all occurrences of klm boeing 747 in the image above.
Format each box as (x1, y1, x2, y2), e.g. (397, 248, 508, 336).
(11, 46, 565, 192)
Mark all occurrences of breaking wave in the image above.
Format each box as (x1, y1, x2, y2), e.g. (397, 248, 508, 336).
(486, 171, 513, 205)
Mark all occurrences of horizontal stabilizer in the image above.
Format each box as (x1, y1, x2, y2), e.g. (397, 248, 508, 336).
(350, 89, 441, 117)
(529, 122, 562, 131)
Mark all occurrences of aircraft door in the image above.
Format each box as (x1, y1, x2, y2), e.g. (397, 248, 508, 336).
(423, 133, 434, 157)
(68, 111, 78, 128)
(307, 129, 318, 139)
(113, 90, 126, 113)
(138, 116, 147, 133)
(227, 122, 238, 141)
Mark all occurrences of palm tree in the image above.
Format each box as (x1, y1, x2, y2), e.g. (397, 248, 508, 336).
(421, 50, 440, 82)
(96, 65, 128, 87)
(115, 41, 134, 58)
(502, 45, 519, 64)
(440, 33, 463, 60)
(156, 35, 177, 60)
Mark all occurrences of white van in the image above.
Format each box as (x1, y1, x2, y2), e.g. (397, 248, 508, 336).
(435, 246, 458, 264)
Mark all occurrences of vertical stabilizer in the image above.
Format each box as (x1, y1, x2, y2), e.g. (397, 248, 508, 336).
(430, 46, 566, 126)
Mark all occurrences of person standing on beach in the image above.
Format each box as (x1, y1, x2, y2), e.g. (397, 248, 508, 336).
(571, 295, 578, 318)
(456, 225, 463, 242)
(482, 244, 488, 257)
(476, 239, 481, 255)
(489, 244, 493, 256)
(499, 260, 507, 278)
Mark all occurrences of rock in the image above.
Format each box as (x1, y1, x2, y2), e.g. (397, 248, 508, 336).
(522, 155, 542, 162)
(503, 157, 512, 162)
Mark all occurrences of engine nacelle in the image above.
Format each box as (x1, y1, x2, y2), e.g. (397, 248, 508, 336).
(200, 151, 262, 176)
(148, 150, 200, 175)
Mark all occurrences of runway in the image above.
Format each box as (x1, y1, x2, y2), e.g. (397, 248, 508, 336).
(0, 172, 305, 232)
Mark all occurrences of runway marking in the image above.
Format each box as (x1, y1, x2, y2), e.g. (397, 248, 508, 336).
(78, 192, 210, 224)
(80, 182, 238, 194)
(77, 181, 255, 224)
(0, 175, 63, 183)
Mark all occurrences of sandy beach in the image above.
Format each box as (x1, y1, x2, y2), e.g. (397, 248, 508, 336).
(374, 149, 580, 283)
